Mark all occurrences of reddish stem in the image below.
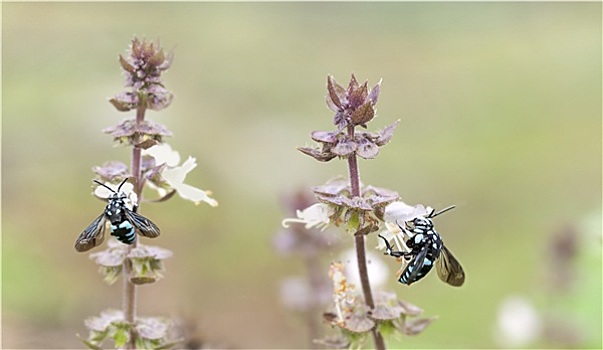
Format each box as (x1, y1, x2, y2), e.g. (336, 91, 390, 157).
(346, 125, 385, 350)
(123, 103, 146, 349)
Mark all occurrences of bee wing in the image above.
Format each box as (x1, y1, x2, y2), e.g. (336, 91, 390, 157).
(125, 209, 160, 238)
(436, 246, 465, 287)
(400, 245, 428, 285)
(75, 213, 108, 252)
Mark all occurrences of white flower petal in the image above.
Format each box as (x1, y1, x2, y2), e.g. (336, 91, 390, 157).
(179, 156, 197, 174)
(173, 182, 218, 207)
(281, 203, 334, 230)
(384, 201, 430, 224)
(143, 143, 180, 167)
(162, 157, 197, 185)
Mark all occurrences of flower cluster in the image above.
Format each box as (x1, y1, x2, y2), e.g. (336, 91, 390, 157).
(91, 143, 217, 207)
(106, 38, 174, 150)
(318, 263, 435, 348)
(298, 75, 400, 162)
(82, 309, 180, 349)
(283, 177, 400, 236)
(284, 75, 444, 349)
(90, 239, 173, 285)
(103, 119, 172, 149)
(109, 37, 174, 112)
(78, 37, 217, 349)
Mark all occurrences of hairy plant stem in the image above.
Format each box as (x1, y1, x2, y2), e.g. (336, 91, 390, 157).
(123, 103, 146, 349)
(346, 125, 386, 350)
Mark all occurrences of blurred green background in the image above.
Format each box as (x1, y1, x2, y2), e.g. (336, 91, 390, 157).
(2, 2, 601, 349)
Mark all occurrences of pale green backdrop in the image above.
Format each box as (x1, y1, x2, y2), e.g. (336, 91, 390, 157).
(2, 2, 601, 349)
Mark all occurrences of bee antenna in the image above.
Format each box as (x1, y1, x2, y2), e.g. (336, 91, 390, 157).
(431, 205, 456, 218)
(378, 234, 392, 248)
(116, 177, 130, 192)
(93, 180, 116, 193)
(92, 178, 130, 193)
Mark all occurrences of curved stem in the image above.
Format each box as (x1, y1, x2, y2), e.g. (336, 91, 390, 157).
(346, 125, 385, 350)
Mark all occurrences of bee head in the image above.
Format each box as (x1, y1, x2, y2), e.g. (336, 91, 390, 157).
(408, 217, 434, 232)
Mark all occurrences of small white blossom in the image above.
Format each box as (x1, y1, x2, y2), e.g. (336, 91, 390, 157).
(383, 201, 430, 224)
(495, 296, 541, 348)
(162, 156, 218, 206)
(144, 144, 218, 207)
(142, 142, 180, 167)
(281, 203, 335, 230)
(376, 201, 432, 251)
(340, 248, 389, 289)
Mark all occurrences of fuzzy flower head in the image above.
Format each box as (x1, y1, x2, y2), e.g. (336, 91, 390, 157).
(298, 75, 400, 162)
(142, 143, 218, 207)
(326, 74, 381, 129)
(109, 37, 174, 112)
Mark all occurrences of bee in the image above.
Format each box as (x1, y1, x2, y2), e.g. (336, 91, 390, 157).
(378, 205, 465, 287)
(74, 178, 160, 252)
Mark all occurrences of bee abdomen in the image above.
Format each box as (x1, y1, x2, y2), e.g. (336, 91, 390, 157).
(110, 221, 136, 244)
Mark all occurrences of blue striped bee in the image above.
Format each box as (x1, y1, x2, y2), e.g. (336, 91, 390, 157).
(378, 206, 465, 287)
(75, 178, 160, 252)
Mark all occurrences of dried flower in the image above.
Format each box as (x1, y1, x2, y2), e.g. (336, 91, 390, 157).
(320, 262, 435, 348)
(326, 261, 374, 332)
